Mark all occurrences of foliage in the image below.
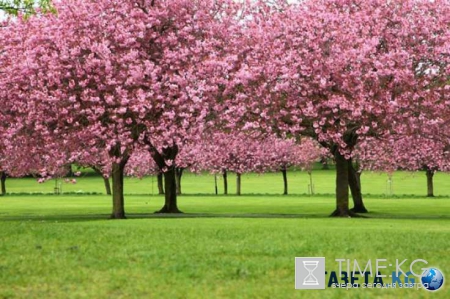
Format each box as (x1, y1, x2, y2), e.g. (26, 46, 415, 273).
(0, 0, 53, 16)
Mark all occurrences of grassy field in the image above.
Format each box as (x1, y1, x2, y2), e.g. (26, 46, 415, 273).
(4, 168, 450, 197)
(0, 170, 449, 298)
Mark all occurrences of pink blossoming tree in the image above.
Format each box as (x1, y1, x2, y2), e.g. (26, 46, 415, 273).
(233, 0, 450, 216)
(2, 0, 243, 218)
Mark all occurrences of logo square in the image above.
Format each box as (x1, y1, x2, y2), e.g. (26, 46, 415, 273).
(295, 257, 326, 289)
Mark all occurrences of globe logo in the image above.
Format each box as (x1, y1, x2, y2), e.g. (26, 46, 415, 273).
(421, 268, 444, 291)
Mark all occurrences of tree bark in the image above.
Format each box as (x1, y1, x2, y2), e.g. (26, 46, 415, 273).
(308, 171, 314, 195)
(214, 175, 218, 195)
(330, 150, 352, 217)
(157, 172, 164, 195)
(175, 167, 183, 195)
(110, 161, 127, 219)
(149, 145, 182, 213)
(92, 167, 111, 195)
(426, 168, 434, 197)
(0, 171, 6, 195)
(236, 173, 241, 196)
(348, 160, 368, 213)
(157, 166, 182, 213)
(103, 176, 112, 196)
(223, 170, 228, 195)
(64, 164, 73, 177)
(281, 168, 288, 195)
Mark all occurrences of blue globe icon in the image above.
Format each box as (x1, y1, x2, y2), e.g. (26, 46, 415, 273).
(421, 268, 444, 291)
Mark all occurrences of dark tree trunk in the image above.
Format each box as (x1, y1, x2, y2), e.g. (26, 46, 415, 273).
(0, 171, 6, 195)
(330, 150, 352, 217)
(149, 145, 182, 213)
(281, 168, 288, 195)
(157, 172, 164, 195)
(175, 167, 183, 195)
(64, 164, 74, 177)
(348, 160, 368, 213)
(214, 175, 218, 195)
(110, 161, 127, 219)
(223, 170, 228, 195)
(426, 168, 434, 197)
(236, 173, 242, 195)
(92, 167, 111, 195)
(157, 166, 182, 213)
(103, 177, 112, 196)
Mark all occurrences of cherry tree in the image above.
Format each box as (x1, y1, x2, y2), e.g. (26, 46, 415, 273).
(126, 141, 208, 197)
(173, 142, 207, 195)
(2, 0, 243, 218)
(260, 136, 325, 195)
(261, 137, 297, 195)
(232, 0, 450, 216)
(197, 135, 230, 194)
(126, 149, 164, 195)
(356, 135, 450, 197)
(200, 132, 266, 195)
(295, 137, 329, 196)
(73, 150, 114, 195)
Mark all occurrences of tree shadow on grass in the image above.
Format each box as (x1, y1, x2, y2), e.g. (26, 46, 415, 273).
(0, 213, 326, 223)
(361, 212, 450, 220)
(0, 213, 111, 223)
(0, 211, 448, 223)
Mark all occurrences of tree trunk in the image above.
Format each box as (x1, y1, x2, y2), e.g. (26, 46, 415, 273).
(223, 170, 228, 195)
(308, 171, 314, 195)
(236, 173, 241, 196)
(156, 166, 182, 213)
(149, 145, 182, 213)
(103, 177, 112, 196)
(110, 161, 127, 219)
(175, 168, 183, 195)
(64, 164, 73, 177)
(426, 168, 434, 197)
(281, 168, 288, 195)
(330, 150, 352, 217)
(0, 171, 6, 195)
(349, 160, 368, 213)
(157, 172, 164, 195)
(214, 175, 218, 195)
(92, 167, 111, 195)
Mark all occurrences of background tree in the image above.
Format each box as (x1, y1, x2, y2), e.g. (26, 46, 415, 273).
(200, 132, 266, 196)
(174, 142, 206, 195)
(262, 137, 297, 195)
(126, 149, 163, 195)
(261, 136, 325, 195)
(295, 138, 328, 196)
(357, 135, 450, 198)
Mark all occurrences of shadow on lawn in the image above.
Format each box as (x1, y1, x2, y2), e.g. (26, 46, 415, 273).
(0, 212, 448, 222)
(0, 213, 326, 223)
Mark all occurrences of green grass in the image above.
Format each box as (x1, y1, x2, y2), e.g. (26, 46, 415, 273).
(5, 169, 450, 197)
(0, 171, 449, 298)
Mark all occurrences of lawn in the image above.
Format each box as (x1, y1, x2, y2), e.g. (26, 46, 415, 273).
(4, 168, 450, 197)
(0, 170, 449, 298)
